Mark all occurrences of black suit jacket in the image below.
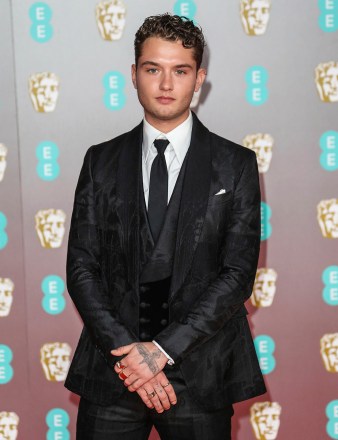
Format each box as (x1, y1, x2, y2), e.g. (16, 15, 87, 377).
(65, 113, 266, 409)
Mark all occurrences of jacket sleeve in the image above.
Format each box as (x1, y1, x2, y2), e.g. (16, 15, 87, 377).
(155, 151, 260, 363)
(66, 147, 137, 366)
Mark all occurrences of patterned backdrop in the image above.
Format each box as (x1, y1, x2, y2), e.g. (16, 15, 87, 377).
(0, 0, 337, 438)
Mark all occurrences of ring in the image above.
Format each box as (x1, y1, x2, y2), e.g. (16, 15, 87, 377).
(163, 382, 170, 388)
(119, 371, 128, 380)
(147, 391, 156, 398)
(115, 361, 123, 369)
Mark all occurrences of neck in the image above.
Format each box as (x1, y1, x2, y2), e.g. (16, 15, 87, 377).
(144, 110, 190, 133)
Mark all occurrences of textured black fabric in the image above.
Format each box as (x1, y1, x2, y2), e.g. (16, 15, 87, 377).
(65, 112, 266, 409)
(148, 139, 170, 243)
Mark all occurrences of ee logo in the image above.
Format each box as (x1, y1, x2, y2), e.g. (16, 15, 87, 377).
(103, 71, 126, 111)
(326, 400, 338, 439)
(42, 275, 66, 315)
(318, 0, 338, 32)
(0, 344, 14, 384)
(261, 202, 272, 241)
(173, 0, 197, 21)
(322, 266, 338, 306)
(0, 212, 8, 250)
(246, 66, 268, 106)
(29, 2, 53, 43)
(46, 408, 70, 440)
(36, 141, 60, 181)
(320, 131, 338, 171)
(254, 335, 276, 375)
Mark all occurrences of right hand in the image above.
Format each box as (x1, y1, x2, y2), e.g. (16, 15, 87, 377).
(135, 371, 177, 413)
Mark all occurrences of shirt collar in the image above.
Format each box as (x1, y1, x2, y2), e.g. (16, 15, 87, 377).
(142, 111, 193, 165)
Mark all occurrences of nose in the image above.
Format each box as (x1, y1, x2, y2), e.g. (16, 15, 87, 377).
(160, 71, 173, 91)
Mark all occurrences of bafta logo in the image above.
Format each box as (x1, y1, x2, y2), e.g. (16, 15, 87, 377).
(96, 0, 126, 41)
(0, 144, 8, 182)
(240, 0, 271, 36)
(0, 278, 14, 317)
(251, 268, 277, 308)
(250, 402, 281, 440)
(0, 412, 19, 440)
(315, 62, 338, 103)
(320, 333, 338, 373)
(317, 199, 338, 238)
(35, 209, 66, 249)
(40, 342, 71, 382)
(29, 72, 59, 113)
(243, 133, 274, 173)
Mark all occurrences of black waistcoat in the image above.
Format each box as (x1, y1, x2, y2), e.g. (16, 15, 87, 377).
(138, 155, 188, 341)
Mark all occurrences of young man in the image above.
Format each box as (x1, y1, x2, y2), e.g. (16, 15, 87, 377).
(65, 13, 266, 440)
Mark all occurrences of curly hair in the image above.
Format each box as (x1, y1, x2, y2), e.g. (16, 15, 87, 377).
(134, 14, 205, 70)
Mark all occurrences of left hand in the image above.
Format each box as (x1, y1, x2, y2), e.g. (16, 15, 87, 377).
(111, 342, 168, 390)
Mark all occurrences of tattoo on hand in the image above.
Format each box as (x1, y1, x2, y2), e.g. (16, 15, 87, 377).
(136, 344, 161, 375)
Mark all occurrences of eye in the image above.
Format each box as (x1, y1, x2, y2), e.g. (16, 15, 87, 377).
(176, 70, 187, 75)
(146, 68, 158, 74)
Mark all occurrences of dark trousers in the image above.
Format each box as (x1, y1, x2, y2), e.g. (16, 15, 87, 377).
(76, 370, 233, 440)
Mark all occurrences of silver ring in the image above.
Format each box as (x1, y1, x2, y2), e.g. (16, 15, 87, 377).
(163, 382, 170, 388)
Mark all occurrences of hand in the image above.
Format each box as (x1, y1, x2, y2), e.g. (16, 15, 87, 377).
(112, 342, 168, 391)
(135, 372, 177, 413)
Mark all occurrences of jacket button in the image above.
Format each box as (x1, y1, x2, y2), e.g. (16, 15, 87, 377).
(140, 332, 150, 341)
(162, 302, 168, 309)
(139, 286, 148, 293)
(160, 319, 167, 326)
(140, 317, 150, 324)
(140, 302, 149, 309)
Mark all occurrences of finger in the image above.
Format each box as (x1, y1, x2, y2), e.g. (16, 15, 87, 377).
(143, 388, 164, 414)
(111, 343, 135, 356)
(127, 378, 142, 392)
(154, 383, 171, 410)
(161, 382, 177, 405)
(114, 360, 127, 374)
(137, 388, 154, 409)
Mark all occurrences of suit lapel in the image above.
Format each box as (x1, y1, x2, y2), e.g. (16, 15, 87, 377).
(170, 113, 211, 300)
(116, 122, 143, 289)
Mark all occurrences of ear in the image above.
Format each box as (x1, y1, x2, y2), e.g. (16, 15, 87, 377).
(194, 68, 207, 92)
(131, 64, 137, 89)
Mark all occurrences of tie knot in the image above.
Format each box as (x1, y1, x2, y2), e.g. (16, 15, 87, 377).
(154, 139, 169, 155)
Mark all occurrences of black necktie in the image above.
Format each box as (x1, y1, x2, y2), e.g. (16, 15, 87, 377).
(148, 139, 170, 242)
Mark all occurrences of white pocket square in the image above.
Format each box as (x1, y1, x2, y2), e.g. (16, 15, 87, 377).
(215, 189, 226, 195)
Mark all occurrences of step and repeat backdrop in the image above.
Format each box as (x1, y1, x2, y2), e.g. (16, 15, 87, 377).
(0, 0, 337, 438)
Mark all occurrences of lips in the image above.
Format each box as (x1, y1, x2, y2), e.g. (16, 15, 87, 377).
(156, 96, 175, 105)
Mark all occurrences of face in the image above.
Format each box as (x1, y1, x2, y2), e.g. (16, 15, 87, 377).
(0, 144, 7, 182)
(35, 209, 66, 248)
(241, 0, 271, 36)
(0, 413, 19, 440)
(132, 37, 206, 131)
(251, 403, 281, 440)
(321, 334, 338, 372)
(29, 73, 59, 113)
(0, 278, 14, 317)
(251, 269, 277, 307)
(317, 199, 338, 238)
(96, 1, 126, 41)
(41, 343, 71, 381)
(316, 63, 338, 102)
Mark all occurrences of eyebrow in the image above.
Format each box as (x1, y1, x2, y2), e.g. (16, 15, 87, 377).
(140, 61, 194, 69)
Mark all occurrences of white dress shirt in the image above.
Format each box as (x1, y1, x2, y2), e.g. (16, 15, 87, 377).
(142, 112, 193, 365)
(142, 112, 193, 208)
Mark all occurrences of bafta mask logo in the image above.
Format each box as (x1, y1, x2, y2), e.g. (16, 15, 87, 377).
(315, 62, 338, 103)
(29, 72, 59, 113)
(96, 1, 126, 41)
(240, 0, 271, 36)
(0, 144, 8, 183)
(320, 333, 338, 373)
(317, 199, 338, 238)
(40, 342, 71, 382)
(0, 412, 19, 440)
(0, 278, 14, 318)
(251, 268, 277, 308)
(250, 402, 281, 440)
(35, 209, 66, 249)
(243, 133, 274, 173)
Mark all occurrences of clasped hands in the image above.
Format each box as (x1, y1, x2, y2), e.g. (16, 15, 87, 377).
(111, 342, 177, 413)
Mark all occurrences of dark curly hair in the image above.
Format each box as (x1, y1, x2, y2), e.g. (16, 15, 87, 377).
(134, 14, 205, 70)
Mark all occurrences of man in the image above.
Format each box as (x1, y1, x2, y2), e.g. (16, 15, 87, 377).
(65, 13, 266, 439)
